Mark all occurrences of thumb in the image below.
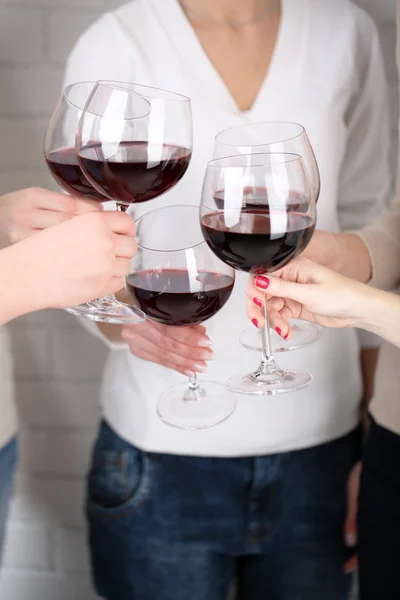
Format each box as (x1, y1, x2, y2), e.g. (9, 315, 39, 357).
(73, 197, 104, 215)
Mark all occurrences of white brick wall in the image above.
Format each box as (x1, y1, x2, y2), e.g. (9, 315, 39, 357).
(0, 1, 397, 598)
(0, 1, 121, 598)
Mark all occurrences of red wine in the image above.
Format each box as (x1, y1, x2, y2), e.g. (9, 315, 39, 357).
(214, 187, 310, 213)
(79, 141, 191, 205)
(126, 269, 234, 326)
(201, 211, 315, 274)
(45, 147, 105, 201)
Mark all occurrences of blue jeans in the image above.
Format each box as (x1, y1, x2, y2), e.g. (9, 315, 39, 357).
(0, 436, 18, 561)
(358, 416, 400, 599)
(86, 421, 360, 600)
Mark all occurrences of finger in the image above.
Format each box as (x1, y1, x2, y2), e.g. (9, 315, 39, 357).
(104, 211, 136, 236)
(130, 346, 204, 377)
(102, 276, 126, 296)
(72, 198, 104, 214)
(246, 286, 265, 309)
(113, 234, 137, 258)
(266, 296, 285, 312)
(27, 209, 73, 230)
(113, 257, 132, 277)
(123, 320, 210, 349)
(246, 304, 263, 329)
(37, 190, 79, 214)
(254, 273, 316, 306)
(344, 555, 358, 574)
(268, 306, 292, 339)
(246, 276, 258, 298)
(125, 334, 210, 374)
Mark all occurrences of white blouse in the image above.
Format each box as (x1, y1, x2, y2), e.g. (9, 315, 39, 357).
(63, 0, 390, 456)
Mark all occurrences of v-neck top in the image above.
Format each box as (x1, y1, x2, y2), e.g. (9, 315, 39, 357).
(150, 0, 309, 117)
(63, 0, 391, 456)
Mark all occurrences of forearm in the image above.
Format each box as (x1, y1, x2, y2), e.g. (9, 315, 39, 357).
(330, 232, 372, 283)
(358, 288, 400, 348)
(0, 246, 40, 324)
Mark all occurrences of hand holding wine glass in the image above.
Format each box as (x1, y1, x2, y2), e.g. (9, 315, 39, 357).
(126, 205, 235, 430)
(246, 257, 377, 334)
(121, 321, 213, 377)
(213, 121, 321, 353)
(45, 80, 193, 324)
(200, 152, 316, 395)
(0, 210, 137, 325)
(34, 210, 137, 308)
(0, 187, 101, 248)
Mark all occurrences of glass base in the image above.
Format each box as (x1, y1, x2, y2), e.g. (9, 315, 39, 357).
(65, 296, 146, 325)
(240, 320, 321, 353)
(226, 362, 313, 396)
(157, 380, 236, 430)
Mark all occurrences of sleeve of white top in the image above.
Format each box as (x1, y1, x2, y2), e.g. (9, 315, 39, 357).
(337, 14, 391, 230)
(337, 12, 391, 349)
(77, 316, 128, 351)
(62, 12, 136, 90)
(62, 12, 135, 351)
(354, 6, 400, 292)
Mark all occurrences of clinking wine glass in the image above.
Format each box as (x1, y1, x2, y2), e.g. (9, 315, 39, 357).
(77, 81, 193, 208)
(76, 81, 193, 321)
(200, 153, 316, 395)
(214, 121, 320, 353)
(44, 81, 151, 324)
(126, 205, 236, 430)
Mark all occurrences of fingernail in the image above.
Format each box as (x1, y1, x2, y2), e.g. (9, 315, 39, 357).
(253, 296, 263, 308)
(198, 338, 213, 348)
(193, 362, 206, 373)
(201, 350, 215, 360)
(284, 333, 289, 340)
(252, 318, 259, 328)
(255, 275, 270, 290)
(184, 370, 195, 378)
(346, 533, 357, 547)
(276, 327, 282, 337)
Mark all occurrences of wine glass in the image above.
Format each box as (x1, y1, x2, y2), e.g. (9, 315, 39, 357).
(127, 205, 236, 430)
(44, 81, 151, 324)
(200, 153, 316, 395)
(214, 121, 320, 353)
(77, 80, 193, 209)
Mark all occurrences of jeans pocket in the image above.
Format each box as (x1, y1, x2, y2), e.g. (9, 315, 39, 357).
(87, 423, 154, 519)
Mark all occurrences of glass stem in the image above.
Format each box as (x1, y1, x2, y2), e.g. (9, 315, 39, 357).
(253, 294, 280, 378)
(261, 298, 274, 364)
(188, 373, 200, 391)
(183, 372, 205, 403)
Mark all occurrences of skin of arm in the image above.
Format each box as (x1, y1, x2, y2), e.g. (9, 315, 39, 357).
(358, 287, 400, 348)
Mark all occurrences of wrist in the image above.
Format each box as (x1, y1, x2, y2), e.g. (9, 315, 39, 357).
(356, 286, 400, 339)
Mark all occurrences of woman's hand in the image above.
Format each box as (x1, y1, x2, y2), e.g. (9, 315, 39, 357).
(122, 321, 213, 377)
(246, 257, 375, 338)
(0, 187, 101, 248)
(4, 210, 137, 319)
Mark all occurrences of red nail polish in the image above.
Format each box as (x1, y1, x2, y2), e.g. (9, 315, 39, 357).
(253, 297, 263, 308)
(252, 318, 259, 328)
(256, 275, 270, 290)
(276, 327, 282, 337)
(284, 333, 289, 340)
